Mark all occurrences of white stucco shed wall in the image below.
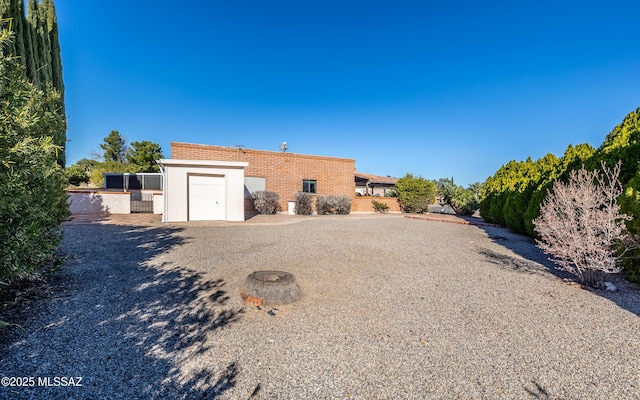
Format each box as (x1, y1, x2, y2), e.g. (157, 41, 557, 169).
(158, 159, 248, 222)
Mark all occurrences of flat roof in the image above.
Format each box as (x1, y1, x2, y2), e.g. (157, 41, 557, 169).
(157, 159, 249, 168)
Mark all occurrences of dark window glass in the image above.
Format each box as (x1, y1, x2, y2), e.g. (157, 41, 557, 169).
(302, 179, 317, 193)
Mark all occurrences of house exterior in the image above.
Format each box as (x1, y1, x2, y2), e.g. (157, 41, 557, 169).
(355, 172, 398, 197)
(171, 142, 356, 213)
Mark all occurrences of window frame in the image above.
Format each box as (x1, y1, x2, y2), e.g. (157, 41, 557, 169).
(302, 179, 317, 194)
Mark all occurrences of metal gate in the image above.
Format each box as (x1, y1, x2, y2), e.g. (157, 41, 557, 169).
(130, 191, 154, 213)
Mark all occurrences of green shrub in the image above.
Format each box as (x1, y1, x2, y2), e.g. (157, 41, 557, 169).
(295, 192, 314, 215)
(0, 39, 69, 285)
(394, 173, 436, 213)
(251, 191, 280, 214)
(372, 199, 390, 213)
(65, 164, 91, 186)
(317, 195, 352, 215)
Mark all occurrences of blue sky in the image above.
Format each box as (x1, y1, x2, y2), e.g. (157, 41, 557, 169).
(57, 1, 639, 186)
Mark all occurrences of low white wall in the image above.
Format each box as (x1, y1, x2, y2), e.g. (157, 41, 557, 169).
(153, 193, 163, 214)
(67, 191, 131, 214)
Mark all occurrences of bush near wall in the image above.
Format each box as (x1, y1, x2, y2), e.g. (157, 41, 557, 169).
(317, 195, 352, 215)
(295, 192, 314, 215)
(251, 191, 280, 214)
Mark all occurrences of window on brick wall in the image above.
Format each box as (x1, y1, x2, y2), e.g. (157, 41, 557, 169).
(302, 179, 317, 193)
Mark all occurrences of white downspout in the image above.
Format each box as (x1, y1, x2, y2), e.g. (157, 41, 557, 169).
(158, 162, 166, 223)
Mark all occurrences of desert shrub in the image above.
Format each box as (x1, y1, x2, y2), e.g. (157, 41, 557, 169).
(372, 199, 390, 213)
(317, 195, 352, 215)
(295, 192, 314, 215)
(533, 162, 636, 287)
(251, 191, 280, 214)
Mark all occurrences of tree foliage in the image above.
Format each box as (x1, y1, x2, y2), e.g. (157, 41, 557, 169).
(393, 173, 436, 213)
(126, 140, 164, 172)
(67, 135, 163, 187)
(0, 29, 68, 284)
(1, 0, 66, 165)
(436, 178, 482, 216)
(100, 130, 127, 162)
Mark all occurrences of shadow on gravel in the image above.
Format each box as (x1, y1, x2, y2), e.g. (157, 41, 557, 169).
(0, 223, 242, 400)
(474, 224, 640, 317)
(477, 248, 573, 281)
(475, 225, 573, 281)
(523, 380, 555, 399)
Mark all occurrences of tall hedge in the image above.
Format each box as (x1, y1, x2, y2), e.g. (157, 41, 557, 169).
(0, 30, 69, 284)
(480, 107, 640, 281)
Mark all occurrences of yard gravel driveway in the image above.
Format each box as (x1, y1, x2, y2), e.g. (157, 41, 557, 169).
(1, 214, 639, 399)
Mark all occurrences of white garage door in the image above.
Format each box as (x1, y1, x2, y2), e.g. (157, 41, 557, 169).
(188, 175, 225, 221)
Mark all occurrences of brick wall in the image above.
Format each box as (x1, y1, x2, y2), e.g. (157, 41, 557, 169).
(351, 197, 401, 213)
(172, 142, 356, 211)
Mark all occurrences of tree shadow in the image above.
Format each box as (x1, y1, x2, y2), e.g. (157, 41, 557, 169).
(66, 189, 111, 215)
(474, 224, 640, 317)
(0, 223, 243, 399)
(523, 380, 561, 400)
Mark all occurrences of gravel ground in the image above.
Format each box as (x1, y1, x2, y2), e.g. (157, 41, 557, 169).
(1, 214, 639, 399)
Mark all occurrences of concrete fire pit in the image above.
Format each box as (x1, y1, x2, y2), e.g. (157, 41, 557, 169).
(244, 270, 302, 305)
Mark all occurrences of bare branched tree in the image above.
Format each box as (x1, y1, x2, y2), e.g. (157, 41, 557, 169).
(533, 161, 636, 287)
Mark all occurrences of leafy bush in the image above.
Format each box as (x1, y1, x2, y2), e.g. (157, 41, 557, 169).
(0, 34, 69, 285)
(66, 164, 91, 186)
(619, 174, 640, 282)
(372, 199, 390, 213)
(394, 173, 436, 213)
(251, 191, 280, 214)
(295, 192, 314, 215)
(317, 195, 352, 215)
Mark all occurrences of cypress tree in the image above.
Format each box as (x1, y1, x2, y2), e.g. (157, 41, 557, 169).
(27, 0, 43, 87)
(37, 0, 52, 85)
(12, 0, 26, 69)
(42, 0, 62, 94)
(42, 0, 65, 165)
(21, 0, 37, 83)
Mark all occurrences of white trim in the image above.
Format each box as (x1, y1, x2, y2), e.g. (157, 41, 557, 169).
(158, 159, 248, 168)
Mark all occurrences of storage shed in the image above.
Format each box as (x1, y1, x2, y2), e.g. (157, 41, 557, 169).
(158, 159, 248, 222)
